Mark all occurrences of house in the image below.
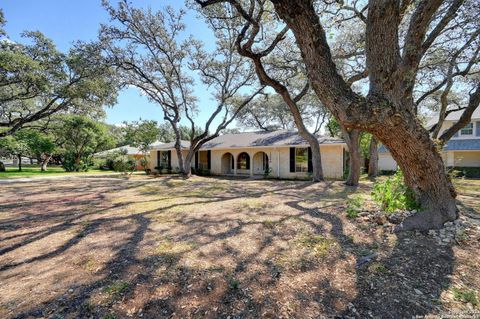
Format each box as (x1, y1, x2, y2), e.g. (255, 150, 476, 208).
(150, 130, 347, 179)
(94, 145, 146, 170)
(378, 108, 480, 172)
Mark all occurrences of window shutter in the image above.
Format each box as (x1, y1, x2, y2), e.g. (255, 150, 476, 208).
(157, 151, 160, 168)
(290, 147, 295, 172)
(167, 150, 171, 169)
(195, 152, 199, 170)
(207, 150, 211, 169)
(246, 154, 250, 170)
(231, 155, 234, 169)
(308, 147, 313, 173)
(476, 122, 480, 136)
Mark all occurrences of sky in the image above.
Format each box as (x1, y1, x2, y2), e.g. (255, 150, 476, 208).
(1, 0, 223, 126)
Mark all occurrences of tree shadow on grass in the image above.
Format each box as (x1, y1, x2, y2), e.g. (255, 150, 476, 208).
(1, 178, 456, 318)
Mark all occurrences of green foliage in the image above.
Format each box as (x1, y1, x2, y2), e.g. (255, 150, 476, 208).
(111, 150, 136, 175)
(451, 287, 478, 306)
(123, 119, 160, 171)
(346, 195, 363, 218)
(57, 115, 115, 172)
(104, 281, 129, 295)
(192, 167, 211, 176)
(371, 170, 420, 213)
(0, 28, 118, 136)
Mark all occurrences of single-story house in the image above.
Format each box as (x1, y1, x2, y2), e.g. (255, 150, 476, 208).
(150, 130, 347, 179)
(378, 108, 480, 172)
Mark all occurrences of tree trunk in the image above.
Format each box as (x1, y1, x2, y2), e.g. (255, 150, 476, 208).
(368, 137, 379, 177)
(341, 127, 361, 186)
(183, 150, 194, 178)
(17, 154, 22, 172)
(373, 117, 458, 231)
(0, 161, 5, 172)
(270, 0, 458, 230)
(41, 154, 52, 172)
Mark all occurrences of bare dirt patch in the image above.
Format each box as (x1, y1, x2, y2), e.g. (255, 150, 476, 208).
(0, 175, 479, 318)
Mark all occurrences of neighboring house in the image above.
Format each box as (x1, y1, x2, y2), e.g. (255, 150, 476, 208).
(94, 145, 145, 170)
(378, 108, 480, 171)
(150, 130, 347, 179)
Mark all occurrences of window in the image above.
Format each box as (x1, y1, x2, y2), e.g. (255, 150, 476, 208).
(237, 152, 250, 170)
(158, 151, 169, 167)
(295, 147, 308, 172)
(460, 123, 473, 136)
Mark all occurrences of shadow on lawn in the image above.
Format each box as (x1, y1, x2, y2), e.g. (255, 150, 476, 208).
(1, 176, 454, 318)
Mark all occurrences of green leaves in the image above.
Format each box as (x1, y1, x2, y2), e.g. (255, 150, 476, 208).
(371, 170, 421, 213)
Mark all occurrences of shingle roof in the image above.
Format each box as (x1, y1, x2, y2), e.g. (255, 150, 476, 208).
(444, 139, 480, 151)
(379, 138, 480, 153)
(95, 145, 141, 156)
(151, 130, 345, 151)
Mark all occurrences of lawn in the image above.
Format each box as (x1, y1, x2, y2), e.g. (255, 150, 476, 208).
(0, 165, 114, 179)
(0, 175, 478, 318)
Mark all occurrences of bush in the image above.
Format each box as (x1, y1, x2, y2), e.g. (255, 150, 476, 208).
(112, 154, 136, 175)
(371, 170, 420, 213)
(450, 167, 480, 178)
(62, 152, 91, 172)
(192, 167, 211, 176)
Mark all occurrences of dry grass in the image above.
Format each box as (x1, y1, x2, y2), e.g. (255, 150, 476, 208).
(0, 175, 478, 318)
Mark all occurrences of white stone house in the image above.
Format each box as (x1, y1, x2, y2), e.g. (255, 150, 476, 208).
(150, 130, 347, 179)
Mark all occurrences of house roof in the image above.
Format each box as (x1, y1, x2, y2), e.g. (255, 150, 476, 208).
(151, 130, 345, 151)
(379, 138, 480, 153)
(444, 139, 480, 151)
(426, 108, 480, 128)
(95, 145, 141, 157)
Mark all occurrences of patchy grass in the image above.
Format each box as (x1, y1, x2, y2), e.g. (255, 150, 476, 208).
(0, 175, 478, 318)
(451, 287, 478, 306)
(0, 164, 115, 179)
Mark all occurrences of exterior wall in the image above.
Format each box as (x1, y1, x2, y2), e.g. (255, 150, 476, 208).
(378, 153, 398, 171)
(438, 120, 480, 140)
(453, 151, 480, 167)
(151, 144, 345, 179)
(210, 145, 344, 179)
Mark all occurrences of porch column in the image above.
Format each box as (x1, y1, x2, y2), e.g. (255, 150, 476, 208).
(277, 149, 280, 178)
(250, 152, 254, 176)
(233, 153, 237, 176)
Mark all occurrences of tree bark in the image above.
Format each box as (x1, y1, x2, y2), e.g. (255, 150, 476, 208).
(270, 0, 458, 230)
(368, 137, 379, 177)
(17, 154, 22, 172)
(41, 154, 52, 172)
(341, 127, 361, 186)
(0, 161, 5, 172)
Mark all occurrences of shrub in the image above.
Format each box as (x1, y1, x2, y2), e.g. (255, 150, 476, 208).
(450, 167, 480, 178)
(113, 157, 135, 175)
(192, 167, 211, 176)
(451, 287, 478, 306)
(371, 170, 420, 213)
(346, 195, 363, 218)
(61, 151, 91, 172)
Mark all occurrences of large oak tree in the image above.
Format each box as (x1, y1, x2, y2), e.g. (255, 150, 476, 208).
(197, 0, 480, 230)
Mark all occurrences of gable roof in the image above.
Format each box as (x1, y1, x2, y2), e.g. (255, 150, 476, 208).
(151, 130, 345, 151)
(95, 145, 141, 157)
(426, 108, 480, 128)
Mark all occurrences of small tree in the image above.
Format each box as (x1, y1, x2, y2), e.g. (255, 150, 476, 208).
(0, 134, 29, 171)
(124, 120, 161, 172)
(56, 115, 115, 172)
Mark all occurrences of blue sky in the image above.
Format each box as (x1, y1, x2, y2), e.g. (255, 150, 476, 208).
(1, 0, 223, 126)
